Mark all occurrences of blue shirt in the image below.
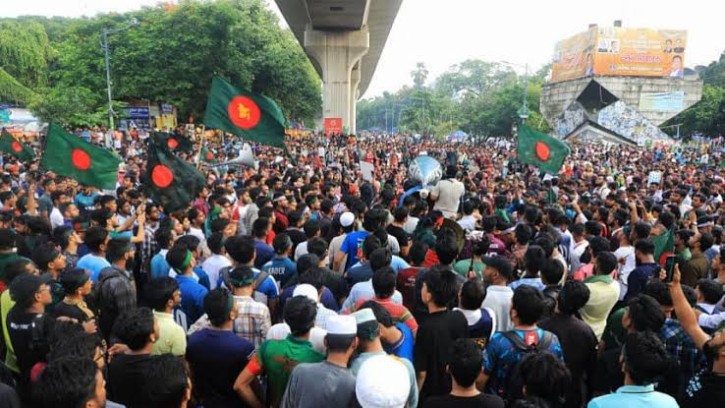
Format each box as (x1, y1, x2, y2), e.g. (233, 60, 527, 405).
(77, 254, 111, 283)
(384, 322, 414, 365)
(346, 263, 373, 287)
(187, 329, 254, 406)
(350, 256, 410, 273)
(340, 231, 370, 271)
(193, 266, 211, 290)
(483, 328, 563, 399)
(74, 192, 99, 213)
(254, 240, 275, 269)
(587, 384, 678, 408)
(508, 277, 546, 292)
(625, 263, 660, 302)
(176, 275, 209, 324)
(150, 252, 171, 280)
(262, 256, 297, 287)
(254, 270, 280, 303)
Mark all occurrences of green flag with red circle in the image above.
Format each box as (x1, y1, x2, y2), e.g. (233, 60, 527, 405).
(203, 76, 287, 148)
(151, 132, 194, 153)
(41, 124, 121, 189)
(200, 145, 217, 164)
(142, 141, 205, 213)
(0, 129, 35, 162)
(516, 124, 571, 175)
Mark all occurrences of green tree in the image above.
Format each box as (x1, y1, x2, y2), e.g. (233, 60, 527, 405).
(2, 0, 322, 127)
(411, 62, 429, 89)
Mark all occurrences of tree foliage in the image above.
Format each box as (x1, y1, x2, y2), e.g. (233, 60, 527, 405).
(358, 59, 550, 138)
(1, 0, 321, 127)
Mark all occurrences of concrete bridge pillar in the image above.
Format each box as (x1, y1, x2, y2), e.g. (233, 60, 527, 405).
(304, 26, 369, 134)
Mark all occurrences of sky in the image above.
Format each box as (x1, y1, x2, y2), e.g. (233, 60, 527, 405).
(3, 0, 725, 99)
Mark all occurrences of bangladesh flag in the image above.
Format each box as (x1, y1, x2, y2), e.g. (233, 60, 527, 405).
(651, 229, 675, 266)
(151, 132, 194, 153)
(0, 129, 35, 162)
(41, 124, 121, 189)
(142, 141, 205, 213)
(203, 76, 286, 148)
(517, 124, 570, 174)
(200, 146, 217, 164)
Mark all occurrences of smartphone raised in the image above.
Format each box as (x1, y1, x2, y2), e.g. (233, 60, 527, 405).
(663, 255, 677, 283)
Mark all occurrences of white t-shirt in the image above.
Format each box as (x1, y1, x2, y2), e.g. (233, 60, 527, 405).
(614, 245, 636, 300)
(50, 207, 64, 230)
(201, 254, 232, 290)
(481, 285, 513, 332)
(431, 179, 465, 218)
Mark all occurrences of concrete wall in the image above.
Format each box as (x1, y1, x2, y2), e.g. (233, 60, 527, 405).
(541, 76, 703, 126)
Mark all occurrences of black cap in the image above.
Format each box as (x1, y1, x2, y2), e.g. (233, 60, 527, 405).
(482, 255, 513, 278)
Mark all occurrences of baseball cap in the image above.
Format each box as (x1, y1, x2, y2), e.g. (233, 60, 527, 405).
(482, 255, 513, 278)
(340, 212, 355, 228)
(355, 355, 411, 408)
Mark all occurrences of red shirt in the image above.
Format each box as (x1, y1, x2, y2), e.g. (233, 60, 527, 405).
(396, 266, 421, 311)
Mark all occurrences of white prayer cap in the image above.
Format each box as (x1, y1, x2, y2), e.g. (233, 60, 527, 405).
(292, 284, 318, 302)
(325, 315, 357, 336)
(355, 355, 411, 408)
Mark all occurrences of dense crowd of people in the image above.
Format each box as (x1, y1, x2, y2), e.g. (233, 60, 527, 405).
(0, 128, 723, 408)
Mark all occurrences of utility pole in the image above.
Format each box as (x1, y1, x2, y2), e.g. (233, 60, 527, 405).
(101, 18, 139, 132)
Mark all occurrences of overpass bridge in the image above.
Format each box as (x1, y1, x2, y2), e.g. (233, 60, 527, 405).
(274, 0, 403, 133)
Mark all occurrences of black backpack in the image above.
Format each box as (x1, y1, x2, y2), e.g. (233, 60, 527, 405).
(500, 330, 554, 403)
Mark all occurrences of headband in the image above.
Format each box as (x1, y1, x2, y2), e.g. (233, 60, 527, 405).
(174, 250, 193, 275)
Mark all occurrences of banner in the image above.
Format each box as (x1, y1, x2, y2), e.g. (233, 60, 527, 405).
(551, 27, 597, 82)
(639, 91, 685, 112)
(551, 27, 687, 82)
(324, 117, 343, 135)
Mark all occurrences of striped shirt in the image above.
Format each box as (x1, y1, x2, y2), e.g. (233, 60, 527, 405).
(348, 297, 418, 335)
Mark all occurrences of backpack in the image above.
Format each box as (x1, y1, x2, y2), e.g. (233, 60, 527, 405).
(218, 266, 271, 304)
(500, 330, 554, 402)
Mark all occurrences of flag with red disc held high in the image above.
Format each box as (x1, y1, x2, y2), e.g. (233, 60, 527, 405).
(151, 132, 194, 153)
(40, 124, 121, 189)
(200, 145, 217, 164)
(516, 124, 571, 174)
(0, 129, 35, 162)
(203, 76, 287, 148)
(142, 141, 205, 212)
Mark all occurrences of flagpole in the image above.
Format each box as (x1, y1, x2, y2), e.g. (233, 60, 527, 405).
(195, 125, 207, 170)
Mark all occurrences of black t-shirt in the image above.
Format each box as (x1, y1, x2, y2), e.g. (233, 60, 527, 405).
(53, 302, 93, 323)
(422, 393, 505, 408)
(107, 353, 159, 408)
(539, 314, 598, 408)
(387, 225, 410, 248)
(414, 310, 469, 400)
(683, 370, 725, 408)
(6, 308, 54, 380)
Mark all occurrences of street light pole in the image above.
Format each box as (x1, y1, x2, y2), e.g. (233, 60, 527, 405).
(102, 29, 114, 132)
(101, 18, 139, 132)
